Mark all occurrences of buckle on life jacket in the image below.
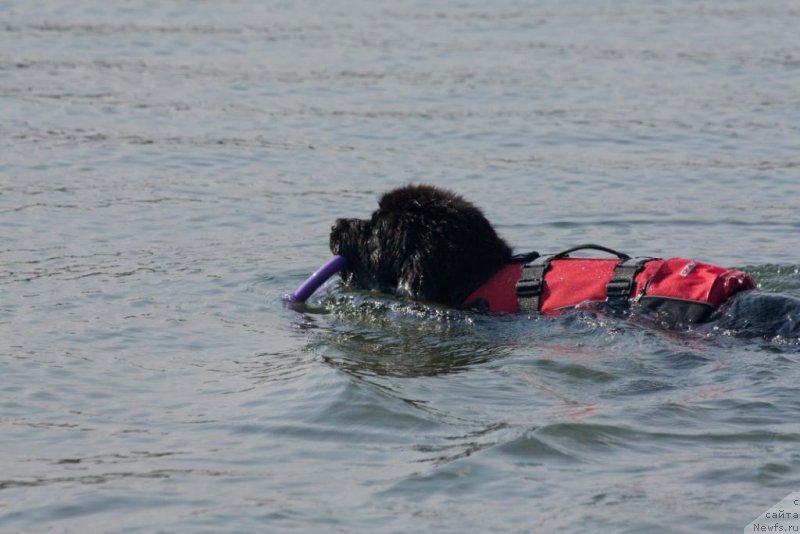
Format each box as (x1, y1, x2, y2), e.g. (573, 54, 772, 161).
(515, 254, 555, 313)
(605, 257, 652, 309)
(515, 276, 543, 298)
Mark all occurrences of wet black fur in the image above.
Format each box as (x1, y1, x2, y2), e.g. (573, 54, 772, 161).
(330, 184, 512, 305)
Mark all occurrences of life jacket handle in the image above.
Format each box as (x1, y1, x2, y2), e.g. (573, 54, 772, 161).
(549, 243, 631, 261)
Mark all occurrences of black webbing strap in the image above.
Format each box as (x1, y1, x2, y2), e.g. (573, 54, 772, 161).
(515, 254, 555, 314)
(511, 250, 540, 263)
(605, 257, 653, 309)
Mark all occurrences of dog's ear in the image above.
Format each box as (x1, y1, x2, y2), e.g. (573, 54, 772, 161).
(396, 252, 443, 303)
(395, 236, 512, 305)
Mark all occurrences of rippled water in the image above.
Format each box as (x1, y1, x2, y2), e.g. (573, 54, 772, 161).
(2, 1, 800, 532)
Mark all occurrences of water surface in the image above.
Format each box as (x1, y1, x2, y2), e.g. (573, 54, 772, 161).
(2, 1, 800, 532)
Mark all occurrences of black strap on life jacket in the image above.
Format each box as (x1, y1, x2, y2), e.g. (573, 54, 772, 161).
(515, 253, 556, 313)
(515, 244, 644, 314)
(511, 250, 540, 263)
(605, 257, 653, 310)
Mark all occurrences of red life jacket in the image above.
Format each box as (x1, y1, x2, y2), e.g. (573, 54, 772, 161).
(463, 244, 756, 325)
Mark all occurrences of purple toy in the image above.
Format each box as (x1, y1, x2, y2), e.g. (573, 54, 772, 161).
(282, 255, 348, 303)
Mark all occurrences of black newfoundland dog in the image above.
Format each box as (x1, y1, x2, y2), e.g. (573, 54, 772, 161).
(329, 184, 799, 338)
(330, 184, 512, 306)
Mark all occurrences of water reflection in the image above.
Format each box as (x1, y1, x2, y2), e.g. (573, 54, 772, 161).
(309, 293, 509, 378)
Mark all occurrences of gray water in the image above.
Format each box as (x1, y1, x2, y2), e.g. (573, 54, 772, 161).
(2, 1, 800, 532)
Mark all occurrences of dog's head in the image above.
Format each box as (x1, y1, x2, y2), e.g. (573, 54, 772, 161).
(330, 184, 512, 305)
